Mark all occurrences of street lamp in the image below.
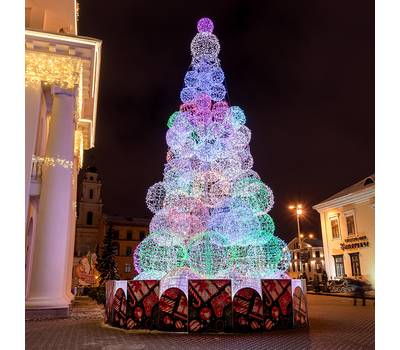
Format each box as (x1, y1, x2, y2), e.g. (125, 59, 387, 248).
(289, 204, 304, 274)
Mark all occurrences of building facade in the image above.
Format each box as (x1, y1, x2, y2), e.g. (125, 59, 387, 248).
(99, 216, 150, 280)
(74, 167, 103, 258)
(287, 237, 325, 280)
(25, 0, 102, 317)
(313, 175, 375, 286)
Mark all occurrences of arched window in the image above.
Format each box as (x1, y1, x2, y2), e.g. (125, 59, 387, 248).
(86, 211, 93, 225)
(89, 189, 94, 199)
(111, 242, 119, 256)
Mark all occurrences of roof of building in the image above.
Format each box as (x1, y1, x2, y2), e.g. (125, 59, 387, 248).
(315, 174, 375, 206)
(104, 215, 150, 227)
(287, 237, 324, 249)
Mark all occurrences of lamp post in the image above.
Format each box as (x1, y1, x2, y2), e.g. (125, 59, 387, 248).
(289, 204, 304, 274)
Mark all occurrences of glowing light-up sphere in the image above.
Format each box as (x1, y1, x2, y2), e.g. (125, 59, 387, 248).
(209, 200, 260, 243)
(167, 111, 179, 129)
(191, 33, 220, 60)
(165, 196, 210, 241)
(184, 70, 198, 88)
(229, 125, 251, 149)
(197, 17, 214, 33)
(211, 101, 229, 122)
(180, 87, 196, 103)
(187, 231, 228, 277)
(210, 83, 226, 101)
(277, 241, 291, 272)
(228, 244, 268, 276)
(257, 212, 275, 234)
(191, 170, 231, 207)
(166, 128, 190, 152)
(212, 157, 242, 181)
(211, 67, 224, 84)
(146, 182, 166, 213)
(195, 92, 212, 111)
(230, 106, 246, 127)
(233, 177, 274, 214)
(134, 232, 187, 274)
(238, 149, 254, 171)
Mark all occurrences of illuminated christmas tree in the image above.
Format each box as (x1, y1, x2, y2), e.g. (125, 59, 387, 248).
(134, 18, 290, 292)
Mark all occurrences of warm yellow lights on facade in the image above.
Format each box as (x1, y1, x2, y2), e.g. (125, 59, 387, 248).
(25, 51, 83, 90)
(33, 155, 73, 170)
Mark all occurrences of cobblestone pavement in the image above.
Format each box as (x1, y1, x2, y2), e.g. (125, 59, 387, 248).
(26, 294, 374, 350)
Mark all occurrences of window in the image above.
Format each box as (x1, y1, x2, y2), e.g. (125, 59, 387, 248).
(350, 253, 361, 276)
(330, 217, 340, 239)
(126, 247, 132, 256)
(127, 231, 133, 240)
(112, 230, 119, 240)
(345, 214, 356, 236)
(308, 263, 311, 272)
(292, 262, 296, 272)
(316, 263, 322, 273)
(333, 255, 345, 277)
(139, 231, 146, 240)
(111, 242, 119, 256)
(86, 211, 93, 225)
(89, 189, 94, 199)
(125, 263, 132, 273)
(315, 251, 320, 258)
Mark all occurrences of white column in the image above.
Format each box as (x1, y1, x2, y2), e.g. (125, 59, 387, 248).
(25, 83, 43, 219)
(26, 86, 76, 310)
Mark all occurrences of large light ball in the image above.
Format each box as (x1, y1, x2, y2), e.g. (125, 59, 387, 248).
(146, 182, 166, 213)
(191, 33, 220, 60)
(187, 231, 228, 277)
(134, 232, 187, 274)
(233, 177, 274, 214)
(197, 17, 214, 33)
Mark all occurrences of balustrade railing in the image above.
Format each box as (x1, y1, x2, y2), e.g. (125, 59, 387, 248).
(31, 156, 44, 181)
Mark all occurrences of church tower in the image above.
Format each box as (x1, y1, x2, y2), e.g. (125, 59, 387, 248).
(74, 167, 103, 257)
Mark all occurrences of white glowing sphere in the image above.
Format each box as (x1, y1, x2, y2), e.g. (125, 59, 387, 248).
(191, 33, 220, 60)
(146, 182, 166, 213)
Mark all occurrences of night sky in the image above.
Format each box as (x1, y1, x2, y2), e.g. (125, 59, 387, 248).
(78, 0, 374, 242)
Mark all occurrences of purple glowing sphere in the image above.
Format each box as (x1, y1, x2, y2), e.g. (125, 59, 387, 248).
(197, 17, 214, 33)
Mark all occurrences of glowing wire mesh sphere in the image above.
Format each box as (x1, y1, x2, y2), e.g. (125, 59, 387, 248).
(233, 177, 274, 214)
(211, 67, 225, 84)
(228, 244, 269, 277)
(180, 87, 196, 103)
(257, 212, 275, 234)
(212, 157, 242, 181)
(230, 106, 246, 127)
(210, 83, 226, 101)
(165, 196, 210, 241)
(146, 182, 166, 213)
(167, 111, 179, 128)
(134, 232, 187, 274)
(191, 33, 220, 60)
(208, 199, 260, 243)
(187, 231, 228, 277)
(197, 17, 214, 33)
(184, 70, 198, 88)
(191, 170, 231, 207)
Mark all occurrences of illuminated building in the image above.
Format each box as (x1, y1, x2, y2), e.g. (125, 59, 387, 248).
(99, 216, 150, 280)
(25, 0, 102, 317)
(313, 175, 375, 285)
(74, 167, 103, 258)
(287, 237, 325, 280)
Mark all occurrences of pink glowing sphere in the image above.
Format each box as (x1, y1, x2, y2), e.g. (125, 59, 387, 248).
(197, 18, 214, 33)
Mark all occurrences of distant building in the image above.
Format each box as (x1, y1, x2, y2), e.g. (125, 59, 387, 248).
(74, 167, 103, 258)
(99, 216, 150, 280)
(313, 175, 375, 285)
(287, 237, 325, 280)
(25, 0, 101, 317)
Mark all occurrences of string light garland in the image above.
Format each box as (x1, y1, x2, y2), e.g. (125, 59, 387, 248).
(134, 18, 290, 287)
